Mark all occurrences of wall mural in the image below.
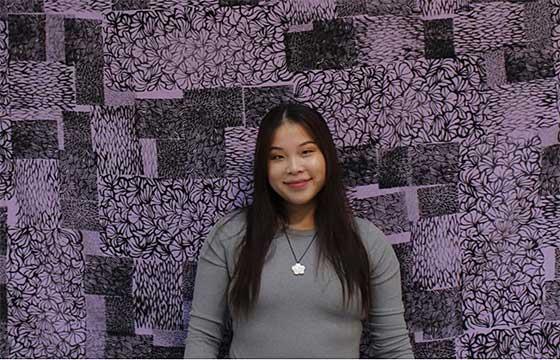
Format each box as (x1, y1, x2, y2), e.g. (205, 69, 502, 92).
(0, 0, 559, 358)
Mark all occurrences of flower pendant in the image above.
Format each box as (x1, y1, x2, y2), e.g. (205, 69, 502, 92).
(292, 262, 305, 275)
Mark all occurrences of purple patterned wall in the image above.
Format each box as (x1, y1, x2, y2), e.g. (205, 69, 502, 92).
(0, 0, 559, 358)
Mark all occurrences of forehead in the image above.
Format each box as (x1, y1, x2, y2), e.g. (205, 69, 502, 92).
(270, 122, 315, 146)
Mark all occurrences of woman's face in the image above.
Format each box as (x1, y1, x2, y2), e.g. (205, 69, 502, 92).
(267, 121, 326, 213)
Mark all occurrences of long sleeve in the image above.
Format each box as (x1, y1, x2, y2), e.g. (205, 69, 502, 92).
(184, 219, 231, 359)
(367, 225, 414, 359)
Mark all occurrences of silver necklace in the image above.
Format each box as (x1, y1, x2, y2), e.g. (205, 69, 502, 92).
(283, 225, 318, 276)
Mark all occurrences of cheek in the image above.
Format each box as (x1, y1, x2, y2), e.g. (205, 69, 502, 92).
(310, 156, 326, 176)
(267, 163, 282, 183)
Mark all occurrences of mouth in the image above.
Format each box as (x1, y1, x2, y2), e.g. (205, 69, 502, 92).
(285, 179, 311, 189)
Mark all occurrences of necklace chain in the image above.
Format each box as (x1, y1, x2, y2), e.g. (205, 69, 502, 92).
(283, 225, 317, 264)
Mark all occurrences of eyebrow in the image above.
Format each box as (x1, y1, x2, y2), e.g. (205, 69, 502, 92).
(269, 141, 317, 151)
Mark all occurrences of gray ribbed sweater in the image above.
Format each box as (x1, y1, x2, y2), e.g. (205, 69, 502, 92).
(184, 210, 414, 359)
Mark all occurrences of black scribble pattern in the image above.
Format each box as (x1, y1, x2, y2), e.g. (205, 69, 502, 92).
(407, 288, 463, 340)
(0, 122, 14, 201)
(480, 48, 507, 88)
(157, 131, 226, 179)
(294, 56, 482, 149)
(285, 18, 358, 72)
(505, 0, 554, 83)
(378, 146, 409, 188)
(0, 0, 43, 16)
(353, 15, 424, 65)
(98, 175, 252, 261)
(91, 106, 143, 177)
(7, 227, 86, 358)
(14, 160, 60, 229)
(410, 142, 459, 186)
(9, 62, 75, 110)
(106, 295, 135, 334)
(133, 259, 183, 330)
(418, 184, 459, 218)
(392, 242, 414, 290)
(113, 0, 150, 10)
(417, 0, 465, 17)
(60, 111, 98, 201)
(84, 255, 134, 297)
(149, 0, 218, 10)
(0, 21, 8, 118)
(459, 134, 544, 329)
(60, 198, 101, 231)
(458, 322, 559, 358)
(43, 0, 111, 12)
(65, 18, 104, 104)
(293, 68, 383, 148)
(224, 127, 257, 178)
(103, 5, 291, 91)
(540, 144, 560, 196)
(244, 85, 294, 128)
(136, 87, 243, 138)
(412, 338, 456, 359)
(482, 79, 557, 134)
(454, 2, 525, 54)
(543, 280, 560, 321)
(105, 334, 152, 358)
(283, 0, 336, 25)
(337, 140, 378, 187)
(336, 0, 366, 17)
(12, 120, 58, 159)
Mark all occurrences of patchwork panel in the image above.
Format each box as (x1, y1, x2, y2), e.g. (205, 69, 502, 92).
(133, 259, 183, 330)
(378, 146, 409, 188)
(406, 288, 463, 340)
(410, 142, 459, 186)
(64, 18, 104, 104)
(8, 61, 75, 110)
(424, 19, 456, 59)
(14, 159, 60, 229)
(60, 111, 98, 201)
(285, 18, 357, 72)
(411, 214, 461, 289)
(540, 144, 560, 196)
(84, 255, 134, 297)
(412, 339, 456, 359)
(91, 106, 143, 177)
(352, 192, 410, 234)
(417, 184, 459, 218)
(543, 279, 560, 320)
(8, 14, 46, 61)
(338, 140, 378, 187)
(12, 120, 58, 159)
(136, 87, 243, 139)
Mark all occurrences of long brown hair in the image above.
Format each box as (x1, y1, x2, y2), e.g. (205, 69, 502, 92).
(228, 102, 371, 321)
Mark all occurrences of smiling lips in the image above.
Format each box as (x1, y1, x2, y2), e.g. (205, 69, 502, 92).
(285, 179, 311, 189)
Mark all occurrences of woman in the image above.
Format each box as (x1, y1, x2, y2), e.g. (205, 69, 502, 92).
(184, 103, 413, 358)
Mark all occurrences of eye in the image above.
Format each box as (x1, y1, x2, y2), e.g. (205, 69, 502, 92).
(302, 149, 315, 155)
(270, 154, 283, 160)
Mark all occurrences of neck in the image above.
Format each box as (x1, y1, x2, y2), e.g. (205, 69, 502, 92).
(284, 203, 316, 231)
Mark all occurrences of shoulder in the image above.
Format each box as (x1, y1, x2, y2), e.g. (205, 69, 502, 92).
(207, 208, 247, 246)
(352, 216, 394, 259)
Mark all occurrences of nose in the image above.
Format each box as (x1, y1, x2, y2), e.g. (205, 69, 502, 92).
(286, 156, 304, 174)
